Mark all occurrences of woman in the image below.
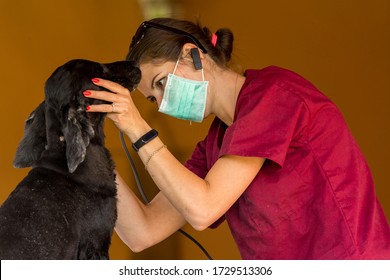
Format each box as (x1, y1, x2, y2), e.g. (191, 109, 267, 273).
(84, 18, 390, 259)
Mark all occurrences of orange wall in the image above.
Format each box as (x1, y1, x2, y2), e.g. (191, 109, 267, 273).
(1, 0, 389, 260)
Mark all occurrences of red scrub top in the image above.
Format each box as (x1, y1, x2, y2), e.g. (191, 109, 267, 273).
(185, 66, 390, 259)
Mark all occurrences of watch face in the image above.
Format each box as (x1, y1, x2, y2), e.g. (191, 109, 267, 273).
(133, 129, 158, 151)
(144, 130, 157, 141)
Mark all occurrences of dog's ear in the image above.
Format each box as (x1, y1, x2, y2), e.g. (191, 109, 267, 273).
(63, 107, 94, 173)
(13, 101, 47, 168)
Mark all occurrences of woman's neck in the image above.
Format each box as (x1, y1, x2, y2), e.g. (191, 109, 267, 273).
(209, 70, 245, 126)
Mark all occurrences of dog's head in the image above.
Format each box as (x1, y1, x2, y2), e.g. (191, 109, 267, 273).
(13, 59, 141, 173)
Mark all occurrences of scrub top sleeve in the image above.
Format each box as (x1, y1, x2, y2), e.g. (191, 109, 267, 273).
(185, 139, 208, 179)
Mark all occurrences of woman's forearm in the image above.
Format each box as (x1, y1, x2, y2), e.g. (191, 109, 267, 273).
(114, 171, 186, 252)
(133, 134, 264, 231)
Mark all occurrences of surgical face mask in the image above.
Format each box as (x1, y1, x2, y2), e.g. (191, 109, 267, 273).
(158, 57, 208, 122)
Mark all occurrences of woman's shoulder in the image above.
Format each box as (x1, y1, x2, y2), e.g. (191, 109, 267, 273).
(242, 66, 328, 105)
(244, 66, 316, 88)
(237, 65, 333, 119)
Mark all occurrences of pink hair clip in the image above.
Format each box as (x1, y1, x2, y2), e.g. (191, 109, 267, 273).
(211, 33, 218, 47)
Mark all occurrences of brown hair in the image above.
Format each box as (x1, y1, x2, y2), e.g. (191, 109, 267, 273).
(126, 18, 234, 68)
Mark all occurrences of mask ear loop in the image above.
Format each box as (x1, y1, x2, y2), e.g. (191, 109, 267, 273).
(172, 56, 180, 75)
(173, 50, 206, 125)
(174, 51, 205, 81)
(189, 68, 204, 127)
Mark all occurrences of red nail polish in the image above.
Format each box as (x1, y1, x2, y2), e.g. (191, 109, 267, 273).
(86, 106, 91, 111)
(92, 78, 100, 83)
(83, 90, 91, 96)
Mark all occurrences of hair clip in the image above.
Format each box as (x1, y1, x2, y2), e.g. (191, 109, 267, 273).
(211, 33, 218, 47)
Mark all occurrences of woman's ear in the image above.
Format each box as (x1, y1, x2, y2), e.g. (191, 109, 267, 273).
(190, 48, 202, 70)
(182, 43, 205, 70)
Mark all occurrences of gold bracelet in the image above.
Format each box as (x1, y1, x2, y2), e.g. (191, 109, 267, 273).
(144, 145, 167, 170)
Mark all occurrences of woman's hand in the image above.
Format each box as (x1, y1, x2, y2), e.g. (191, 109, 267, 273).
(84, 78, 150, 141)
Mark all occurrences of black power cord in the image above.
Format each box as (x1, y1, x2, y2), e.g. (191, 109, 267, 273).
(119, 132, 213, 260)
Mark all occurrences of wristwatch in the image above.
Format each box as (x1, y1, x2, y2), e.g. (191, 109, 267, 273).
(132, 129, 158, 152)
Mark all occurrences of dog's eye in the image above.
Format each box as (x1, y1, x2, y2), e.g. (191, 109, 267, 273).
(25, 112, 36, 127)
(146, 96, 157, 104)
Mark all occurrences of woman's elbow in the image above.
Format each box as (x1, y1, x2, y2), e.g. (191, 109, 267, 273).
(191, 223, 208, 232)
(115, 229, 153, 253)
(187, 210, 218, 232)
(128, 243, 146, 253)
(123, 237, 152, 253)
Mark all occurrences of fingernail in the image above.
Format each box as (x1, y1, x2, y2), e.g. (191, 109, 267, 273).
(83, 90, 92, 96)
(86, 106, 91, 111)
(92, 78, 100, 83)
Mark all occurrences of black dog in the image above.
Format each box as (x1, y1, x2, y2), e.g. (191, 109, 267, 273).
(0, 59, 141, 259)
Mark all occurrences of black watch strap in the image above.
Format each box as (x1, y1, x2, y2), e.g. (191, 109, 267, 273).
(132, 129, 158, 152)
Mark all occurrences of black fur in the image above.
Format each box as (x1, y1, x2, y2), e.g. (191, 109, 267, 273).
(0, 59, 141, 259)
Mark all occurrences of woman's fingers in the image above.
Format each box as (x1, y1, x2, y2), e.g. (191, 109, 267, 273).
(83, 89, 120, 113)
(92, 78, 131, 96)
(86, 103, 115, 113)
(83, 78, 134, 113)
(83, 77, 130, 102)
(82, 77, 143, 134)
(83, 89, 118, 102)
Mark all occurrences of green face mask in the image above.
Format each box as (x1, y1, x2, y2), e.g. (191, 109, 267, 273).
(158, 58, 208, 123)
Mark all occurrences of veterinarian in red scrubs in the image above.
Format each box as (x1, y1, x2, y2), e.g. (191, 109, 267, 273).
(85, 18, 390, 259)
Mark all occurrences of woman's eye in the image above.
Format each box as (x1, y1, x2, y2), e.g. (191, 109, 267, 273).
(155, 77, 166, 89)
(147, 96, 157, 104)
